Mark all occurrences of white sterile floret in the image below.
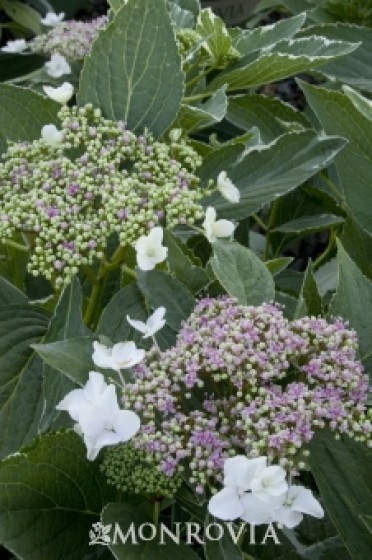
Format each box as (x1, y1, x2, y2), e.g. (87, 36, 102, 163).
(273, 485, 324, 528)
(43, 82, 74, 104)
(1, 39, 27, 53)
(92, 341, 145, 372)
(250, 464, 288, 503)
(41, 12, 65, 27)
(217, 171, 240, 203)
(127, 307, 166, 338)
(45, 53, 71, 77)
(135, 226, 168, 271)
(203, 206, 235, 243)
(56, 371, 140, 460)
(41, 124, 64, 146)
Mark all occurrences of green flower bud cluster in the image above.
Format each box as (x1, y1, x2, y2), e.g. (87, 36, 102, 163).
(176, 28, 240, 70)
(100, 442, 182, 498)
(30, 17, 107, 61)
(0, 104, 205, 287)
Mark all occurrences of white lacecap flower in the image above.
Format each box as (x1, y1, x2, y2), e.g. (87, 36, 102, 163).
(41, 124, 64, 146)
(56, 371, 140, 460)
(202, 206, 235, 243)
(43, 82, 74, 104)
(135, 226, 168, 271)
(250, 464, 288, 503)
(273, 485, 324, 528)
(217, 171, 240, 203)
(41, 12, 65, 27)
(1, 39, 27, 53)
(92, 341, 145, 373)
(45, 53, 71, 78)
(127, 306, 166, 338)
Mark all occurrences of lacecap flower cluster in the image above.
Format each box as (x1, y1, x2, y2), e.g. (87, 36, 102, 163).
(31, 16, 107, 60)
(0, 105, 205, 286)
(122, 297, 371, 494)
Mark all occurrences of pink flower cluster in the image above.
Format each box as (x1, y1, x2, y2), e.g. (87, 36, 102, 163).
(122, 297, 371, 493)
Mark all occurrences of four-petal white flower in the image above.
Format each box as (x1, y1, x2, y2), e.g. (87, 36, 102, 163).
(41, 12, 65, 27)
(1, 39, 27, 53)
(41, 124, 64, 146)
(203, 207, 235, 243)
(127, 307, 166, 338)
(56, 371, 140, 460)
(43, 82, 74, 104)
(134, 226, 168, 271)
(92, 341, 145, 372)
(217, 171, 240, 203)
(208, 455, 322, 528)
(45, 53, 71, 78)
(274, 485, 324, 528)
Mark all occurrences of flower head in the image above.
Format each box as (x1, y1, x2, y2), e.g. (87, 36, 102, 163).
(1, 39, 27, 53)
(217, 171, 240, 203)
(202, 206, 235, 243)
(135, 226, 168, 270)
(127, 307, 166, 338)
(43, 82, 74, 104)
(274, 485, 324, 528)
(92, 341, 145, 373)
(41, 12, 65, 27)
(45, 53, 71, 77)
(41, 124, 64, 146)
(56, 371, 140, 460)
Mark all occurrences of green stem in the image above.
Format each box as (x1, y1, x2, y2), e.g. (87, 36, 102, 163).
(313, 227, 337, 270)
(122, 265, 136, 278)
(319, 171, 346, 207)
(252, 213, 268, 232)
(186, 66, 215, 90)
(153, 500, 161, 527)
(83, 278, 102, 328)
(4, 239, 29, 252)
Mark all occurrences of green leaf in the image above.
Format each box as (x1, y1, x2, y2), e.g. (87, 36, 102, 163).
(207, 36, 358, 92)
(169, 0, 200, 18)
(294, 262, 323, 318)
(164, 230, 209, 294)
(39, 278, 90, 432)
(210, 241, 275, 305)
(102, 501, 201, 559)
(78, 0, 184, 138)
(301, 81, 372, 235)
(265, 257, 293, 277)
(314, 257, 338, 296)
(340, 217, 372, 281)
(169, 2, 195, 28)
(272, 214, 344, 234)
(97, 282, 148, 343)
(0, 84, 60, 142)
(297, 23, 372, 91)
(196, 8, 232, 66)
(234, 14, 306, 55)
(0, 430, 115, 560)
(203, 131, 346, 220)
(2, 0, 41, 34)
(329, 241, 372, 375)
(33, 336, 95, 387)
(360, 515, 372, 535)
(0, 277, 28, 305)
(342, 85, 372, 121)
(309, 431, 372, 560)
(204, 515, 242, 560)
(0, 305, 49, 458)
(175, 85, 228, 133)
(226, 93, 310, 143)
(109, 0, 127, 11)
(137, 269, 195, 331)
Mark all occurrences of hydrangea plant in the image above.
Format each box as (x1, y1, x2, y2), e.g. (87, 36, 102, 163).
(0, 0, 371, 559)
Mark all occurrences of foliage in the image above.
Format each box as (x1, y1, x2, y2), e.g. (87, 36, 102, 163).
(0, 0, 371, 559)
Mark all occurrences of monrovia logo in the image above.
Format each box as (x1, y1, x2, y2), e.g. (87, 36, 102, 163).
(89, 521, 281, 546)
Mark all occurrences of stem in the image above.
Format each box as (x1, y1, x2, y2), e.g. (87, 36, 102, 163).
(313, 227, 337, 270)
(4, 239, 29, 252)
(251, 213, 268, 232)
(186, 66, 215, 90)
(183, 91, 216, 103)
(319, 171, 346, 207)
(83, 278, 102, 328)
(122, 265, 136, 278)
(153, 500, 161, 527)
